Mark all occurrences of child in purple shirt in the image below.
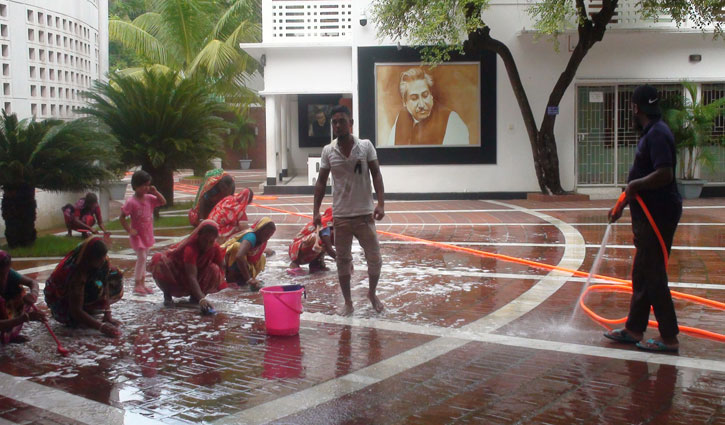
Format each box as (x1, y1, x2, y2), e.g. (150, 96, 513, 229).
(120, 171, 166, 295)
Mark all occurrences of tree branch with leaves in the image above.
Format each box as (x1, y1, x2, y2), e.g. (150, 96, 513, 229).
(371, 0, 724, 194)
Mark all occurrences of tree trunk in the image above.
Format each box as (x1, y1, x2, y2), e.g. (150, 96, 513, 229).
(1, 184, 37, 247)
(465, 27, 548, 192)
(533, 0, 617, 194)
(143, 166, 174, 217)
(464, 1, 618, 195)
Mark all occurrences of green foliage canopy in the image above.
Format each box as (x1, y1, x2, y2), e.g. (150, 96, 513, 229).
(108, 0, 150, 70)
(82, 69, 231, 173)
(0, 112, 118, 191)
(371, 0, 488, 62)
(109, 0, 261, 106)
(372, 0, 724, 60)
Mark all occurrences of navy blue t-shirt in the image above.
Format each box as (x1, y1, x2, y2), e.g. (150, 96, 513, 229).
(627, 119, 681, 218)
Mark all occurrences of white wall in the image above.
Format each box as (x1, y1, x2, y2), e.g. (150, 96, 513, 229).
(264, 47, 352, 94)
(258, 0, 725, 194)
(0, 0, 109, 235)
(0, 189, 88, 235)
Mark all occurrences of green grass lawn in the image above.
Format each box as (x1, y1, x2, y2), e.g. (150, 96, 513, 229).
(2, 235, 82, 258)
(163, 200, 193, 211)
(104, 215, 192, 231)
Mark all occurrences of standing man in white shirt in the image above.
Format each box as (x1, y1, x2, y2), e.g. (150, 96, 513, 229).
(313, 105, 386, 316)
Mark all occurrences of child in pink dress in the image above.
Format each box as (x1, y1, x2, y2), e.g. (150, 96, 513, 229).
(120, 170, 167, 295)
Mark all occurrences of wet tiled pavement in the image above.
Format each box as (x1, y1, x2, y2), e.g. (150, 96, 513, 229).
(1, 174, 723, 424)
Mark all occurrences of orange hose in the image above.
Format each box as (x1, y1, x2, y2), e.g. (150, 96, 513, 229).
(249, 200, 725, 342)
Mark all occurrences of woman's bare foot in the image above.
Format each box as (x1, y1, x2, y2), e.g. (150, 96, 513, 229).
(339, 303, 354, 316)
(133, 285, 148, 296)
(368, 294, 385, 313)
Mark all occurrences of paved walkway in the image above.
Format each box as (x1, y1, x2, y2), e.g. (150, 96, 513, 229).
(1, 174, 723, 424)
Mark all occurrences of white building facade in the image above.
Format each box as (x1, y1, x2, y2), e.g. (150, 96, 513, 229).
(242, 0, 725, 197)
(0, 0, 109, 235)
(0, 0, 109, 120)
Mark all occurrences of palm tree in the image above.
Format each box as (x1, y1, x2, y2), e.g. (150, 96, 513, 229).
(229, 110, 256, 160)
(0, 112, 118, 247)
(82, 69, 231, 207)
(663, 81, 725, 180)
(109, 0, 261, 108)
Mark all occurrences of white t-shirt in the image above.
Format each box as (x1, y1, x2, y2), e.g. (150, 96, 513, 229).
(320, 136, 377, 218)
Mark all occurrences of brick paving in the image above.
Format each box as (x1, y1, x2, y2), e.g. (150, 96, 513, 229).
(0, 173, 723, 424)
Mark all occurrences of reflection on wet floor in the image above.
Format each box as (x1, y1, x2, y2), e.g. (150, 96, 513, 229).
(1, 192, 723, 424)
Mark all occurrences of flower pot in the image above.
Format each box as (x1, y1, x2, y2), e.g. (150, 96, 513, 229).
(676, 179, 706, 200)
(104, 181, 129, 200)
(239, 159, 252, 170)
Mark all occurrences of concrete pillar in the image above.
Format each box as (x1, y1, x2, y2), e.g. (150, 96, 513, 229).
(264, 95, 277, 186)
(280, 95, 289, 178)
(274, 96, 283, 182)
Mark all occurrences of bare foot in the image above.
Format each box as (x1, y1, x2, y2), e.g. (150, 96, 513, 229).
(339, 303, 354, 316)
(368, 294, 384, 313)
(133, 286, 148, 296)
(143, 285, 154, 294)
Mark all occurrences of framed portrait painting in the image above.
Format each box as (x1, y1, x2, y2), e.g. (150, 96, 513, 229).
(358, 46, 496, 165)
(375, 62, 481, 149)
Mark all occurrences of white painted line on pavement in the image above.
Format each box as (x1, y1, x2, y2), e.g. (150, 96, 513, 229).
(217, 200, 587, 424)
(0, 372, 163, 425)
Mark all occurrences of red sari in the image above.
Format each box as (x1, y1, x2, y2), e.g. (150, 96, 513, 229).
(44, 238, 123, 326)
(188, 169, 229, 227)
(0, 251, 32, 344)
(288, 208, 333, 265)
(150, 220, 225, 297)
(207, 188, 253, 240)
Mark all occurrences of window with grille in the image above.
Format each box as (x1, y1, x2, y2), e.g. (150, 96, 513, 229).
(576, 83, 725, 185)
(701, 83, 725, 182)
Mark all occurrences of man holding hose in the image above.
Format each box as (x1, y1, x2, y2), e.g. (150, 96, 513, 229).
(605, 85, 682, 353)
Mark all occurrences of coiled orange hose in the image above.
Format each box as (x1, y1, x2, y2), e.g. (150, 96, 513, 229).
(252, 198, 724, 342)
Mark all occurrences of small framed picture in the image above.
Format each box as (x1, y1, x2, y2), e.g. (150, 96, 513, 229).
(298, 94, 342, 148)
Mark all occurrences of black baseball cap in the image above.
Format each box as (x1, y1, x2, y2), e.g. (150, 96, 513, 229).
(632, 84, 661, 115)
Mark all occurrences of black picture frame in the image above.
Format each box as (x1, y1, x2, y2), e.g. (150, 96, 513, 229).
(358, 46, 497, 165)
(297, 94, 342, 148)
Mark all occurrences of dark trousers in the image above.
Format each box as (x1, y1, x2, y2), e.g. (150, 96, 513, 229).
(625, 204, 682, 339)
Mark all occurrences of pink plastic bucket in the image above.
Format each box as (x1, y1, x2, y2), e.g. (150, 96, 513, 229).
(260, 285, 306, 336)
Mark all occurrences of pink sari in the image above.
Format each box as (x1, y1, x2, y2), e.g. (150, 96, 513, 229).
(150, 220, 225, 297)
(188, 169, 229, 227)
(207, 188, 253, 240)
